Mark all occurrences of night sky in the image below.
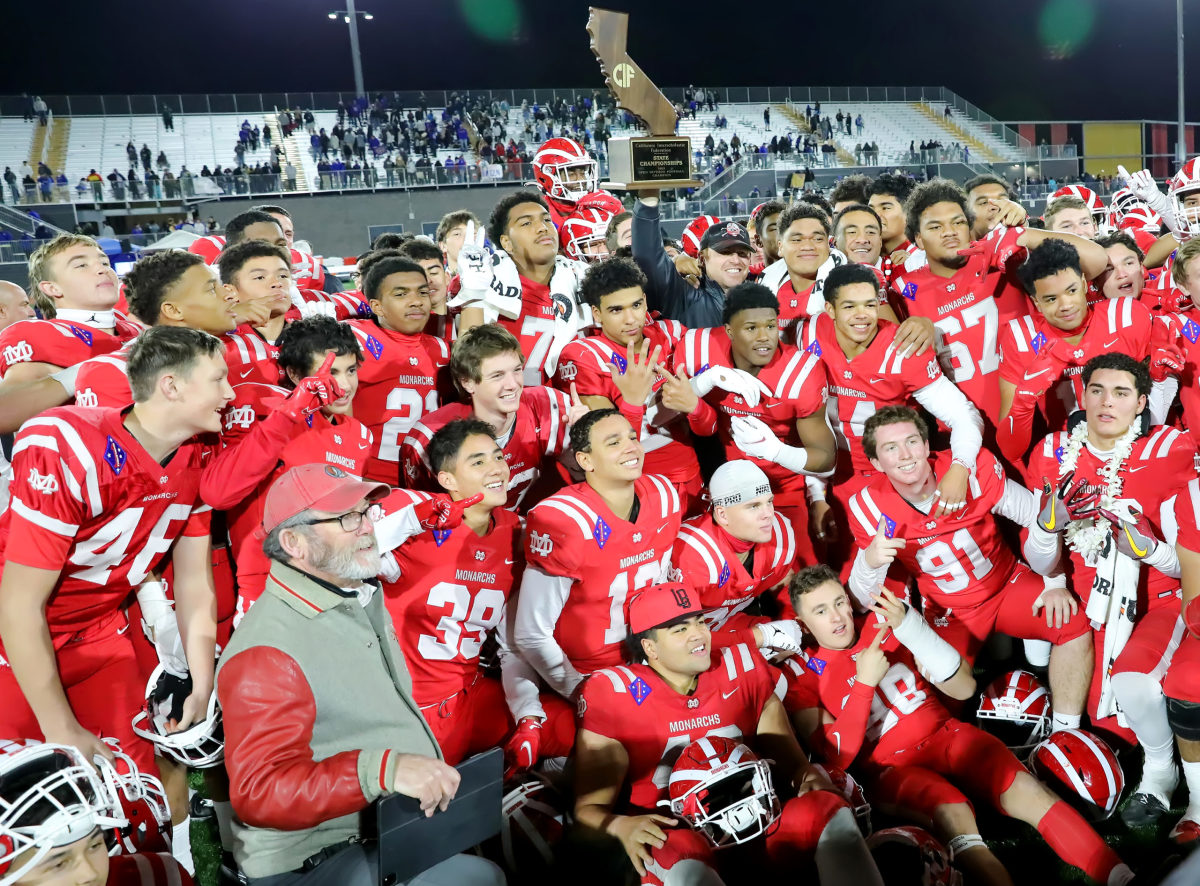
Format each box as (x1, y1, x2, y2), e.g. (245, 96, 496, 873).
(4, 0, 1193, 123)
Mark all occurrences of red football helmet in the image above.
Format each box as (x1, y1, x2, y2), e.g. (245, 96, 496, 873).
(492, 775, 565, 874)
(1170, 157, 1200, 238)
(559, 207, 613, 263)
(1029, 728, 1124, 820)
(96, 740, 171, 854)
(975, 670, 1051, 757)
(532, 138, 599, 206)
(574, 190, 623, 217)
(867, 826, 961, 886)
(1049, 185, 1106, 224)
(1107, 187, 1148, 228)
(1117, 205, 1164, 234)
(668, 735, 780, 848)
(809, 763, 871, 835)
(682, 215, 721, 258)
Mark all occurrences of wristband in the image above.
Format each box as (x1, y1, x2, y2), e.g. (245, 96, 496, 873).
(891, 604, 961, 683)
(51, 363, 81, 396)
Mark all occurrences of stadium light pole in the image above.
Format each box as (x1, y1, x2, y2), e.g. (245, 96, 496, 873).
(327, 1, 374, 99)
(1179, 0, 1186, 166)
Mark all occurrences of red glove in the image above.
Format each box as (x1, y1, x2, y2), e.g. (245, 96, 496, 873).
(1098, 506, 1161, 560)
(279, 352, 343, 423)
(998, 336, 1066, 463)
(414, 493, 485, 532)
(503, 717, 542, 781)
(1149, 343, 1186, 383)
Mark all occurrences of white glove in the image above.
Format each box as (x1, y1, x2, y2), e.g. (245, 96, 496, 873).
(1118, 165, 1171, 215)
(378, 551, 402, 584)
(151, 613, 189, 678)
(454, 220, 492, 301)
(296, 300, 338, 320)
(691, 366, 772, 407)
(757, 619, 805, 654)
(731, 414, 783, 461)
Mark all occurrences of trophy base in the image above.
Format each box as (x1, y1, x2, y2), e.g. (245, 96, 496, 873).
(603, 136, 702, 191)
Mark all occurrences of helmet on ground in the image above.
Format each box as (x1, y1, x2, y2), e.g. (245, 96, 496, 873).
(1028, 728, 1124, 820)
(867, 826, 961, 886)
(975, 669, 1051, 758)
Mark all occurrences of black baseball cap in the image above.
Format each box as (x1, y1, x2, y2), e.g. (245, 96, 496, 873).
(700, 221, 752, 253)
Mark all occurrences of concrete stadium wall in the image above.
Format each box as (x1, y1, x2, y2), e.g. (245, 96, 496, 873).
(208, 185, 530, 257)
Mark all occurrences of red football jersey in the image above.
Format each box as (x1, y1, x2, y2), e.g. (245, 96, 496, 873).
(847, 450, 1016, 610)
(776, 277, 819, 343)
(378, 492, 521, 706)
(580, 644, 776, 811)
(1026, 426, 1194, 611)
(781, 619, 952, 764)
(890, 227, 1026, 426)
(999, 297, 1153, 432)
(554, 319, 699, 485)
(188, 235, 226, 264)
(74, 347, 132, 408)
(673, 327, 827, 497)
(524, 475, 682, 674)
(0, 318, 125, 378)
(107, 852, 196, 886)
(1154, 310, 1200, 430)
(347, 319, 450, 484)
(799, 313, 944, 475)
(424, 312, 456, 347)
(400, 385, 571, 511)
(1174, 475, 1200, 551)
(671, 511, 798, 644)
(496, 275, 561, 384)
(217, 383, 373, 604)
(0, 407, 212, 634)
(223, 325, 282, 387)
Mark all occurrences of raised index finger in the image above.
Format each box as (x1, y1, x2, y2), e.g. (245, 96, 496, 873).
(317, 350, 336, 375)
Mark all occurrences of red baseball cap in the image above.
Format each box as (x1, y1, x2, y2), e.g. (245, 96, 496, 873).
(262, 464, 389, 534)
(627, 583, 703, 634)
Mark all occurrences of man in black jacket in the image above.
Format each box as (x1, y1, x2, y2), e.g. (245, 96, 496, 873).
(632, 189, 751, 327)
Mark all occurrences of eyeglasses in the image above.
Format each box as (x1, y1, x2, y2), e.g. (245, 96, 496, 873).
(302, 502, 382, 532)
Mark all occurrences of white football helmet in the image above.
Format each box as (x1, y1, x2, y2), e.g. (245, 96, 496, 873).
(0, 741, 126, 885)
(131, 665, 224, 768)
(667, 736, 780, 848)
(1169, 157, 1200, 238)
(96, 740, 171, 854)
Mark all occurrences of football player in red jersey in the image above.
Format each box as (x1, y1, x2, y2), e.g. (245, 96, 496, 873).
(397, 238, 454, 344)
(513, 408, 682, 700)
(867, 173, 916, 260)
(750, 199, 785, 271)
(555, 257, 706, 512)
(784, 566, 1136, 886)
(674, 283, 835, 560)
(456, 194, 585, 383)
(376, 419, 574, 774)
(670, 460, 803, 654)
(1095, 232, 1148, 302)
(0, 327, 231, 770)
(997, 240, 1170, 465)
(200, 316, 369, 616)
(893, 180, 1107, 429)
(436, 209, 478, 277)
(531, 136, 599, 228)
(833, 203, 884, 269)
(1044, 195, 1101, 241)
(0, 235, 140, 430)
(574, 583, 883, 886)
(1147, 237, 1200, 431)
(760, 203, 842, 341)
(1162, 472, 1200, 842)
(402, 324, 578, 511)
(216, 240, 293, 386)
(75, 251, 239, 408)
(800, 263, 984, 547)
(1025, 354, 1195, 820)
(846, 406, 1092, 730)
(347, 255, 450, 484)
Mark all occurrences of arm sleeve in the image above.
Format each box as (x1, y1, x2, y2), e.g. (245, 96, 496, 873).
(512, 566, 585, 700)
(806, 681, 874, 770)
(848, 549, 889, 609)
(687, 397, 718, 436)
(496, 605, 547, 723)
(631, 200, 690, 320)
(1023, 525, 1062, 576)
(200, 411, 293, 510)
(992, 478, 1039, 528)
(1149, 377, 1179, 426)
(218, 647, 395, 829)
(996, 391, 1040, 465)
(913, 376, 983, 470)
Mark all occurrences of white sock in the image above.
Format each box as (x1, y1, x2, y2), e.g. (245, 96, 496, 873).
(213, 799, 235, 851)
(1107, 864, 1135, 886)
(1181, 760, 1200, 820)
(1051, 712, 1081, 732)
(171, 818, 194, 875)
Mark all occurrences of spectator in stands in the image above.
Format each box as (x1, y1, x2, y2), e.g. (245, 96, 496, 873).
(127, 167, 141, 200)
(54, 171, 68, 200)
(216, 465, 506, 886)
(285, 160, 297, 191)
(32, 95, 47, 125)
(4, 167, 18, 203)
(763, 106, 771, 128)
(856, 113, 864, 135)
(140, 143, 151, 170)
(36, 171, 52, 202)
(162, 104, 174, 131)
(145, 167, 160, 198)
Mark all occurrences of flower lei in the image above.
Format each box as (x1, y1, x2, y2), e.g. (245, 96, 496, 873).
(1057, 419, 1139, 561)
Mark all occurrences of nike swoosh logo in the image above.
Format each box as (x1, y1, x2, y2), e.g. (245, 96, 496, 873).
(1043, 507, 1056, 532)
(504, 559, 515, 565)
(239, 370, 253, 379)
(116, 624, 130, 635)
(1128, 466, 1147, 474)
(1125, 526, 1149, 557)
(869, 377, 886, 384)
(721, 689, 738, 700)
(1023, 368, 1051, 381)
(1104, 339, 1119, 348)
